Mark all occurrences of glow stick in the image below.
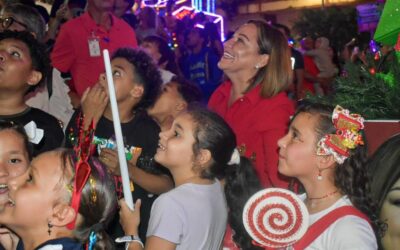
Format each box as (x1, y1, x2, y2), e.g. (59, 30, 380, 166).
(102, 49, 134, 210)
(63, 0, 69, 5)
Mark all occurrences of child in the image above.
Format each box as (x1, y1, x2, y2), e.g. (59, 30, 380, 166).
(0, 121, 32, 212)
(277, 102, 383, 249)
(0, 30, 64, 156)
(304, 37, 338, 79)
(119, 105, 261, 250)
(65, 48, 173, 244)
(0, 149, 117, 249)
(147, 76, 202, 131)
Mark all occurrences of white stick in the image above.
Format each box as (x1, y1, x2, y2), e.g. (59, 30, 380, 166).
(63, 0, 69, 5)
(102, 50, 134, 210)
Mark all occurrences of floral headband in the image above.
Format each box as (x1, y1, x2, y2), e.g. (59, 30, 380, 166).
(316, 105, 364, 164)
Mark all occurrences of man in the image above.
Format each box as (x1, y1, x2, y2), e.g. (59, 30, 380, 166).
(180, 27, 223, 102)
(51, 0, 138, 107)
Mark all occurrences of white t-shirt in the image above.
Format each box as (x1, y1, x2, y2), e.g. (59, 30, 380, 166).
(147, 180, 227, 250)
(299, 194, 377, 250)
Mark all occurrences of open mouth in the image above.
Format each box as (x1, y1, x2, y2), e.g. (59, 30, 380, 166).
(222, 51, 235, 59)
(158, 142, 166, 151)
(0, 183, 8, 194)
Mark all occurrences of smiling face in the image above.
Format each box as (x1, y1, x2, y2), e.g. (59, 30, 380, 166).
(218, 23, 266, 77)
(0, 129, 29, 210)
(155, 112, 196, 171)
(380, 178, 400, 249)
(1, 151, 69, 233)
(0, 38, 40, 93)
(277, 112, 321, 180)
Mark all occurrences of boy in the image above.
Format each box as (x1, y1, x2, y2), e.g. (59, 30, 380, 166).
(65, 48, 173, 245)
(0, 31, 64, 156)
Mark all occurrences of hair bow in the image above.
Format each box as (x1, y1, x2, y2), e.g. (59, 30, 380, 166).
(317, 105, 364, 164)
(24, 121, 44, 144)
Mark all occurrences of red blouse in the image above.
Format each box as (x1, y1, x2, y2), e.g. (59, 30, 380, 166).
(208, 81, 295, 188)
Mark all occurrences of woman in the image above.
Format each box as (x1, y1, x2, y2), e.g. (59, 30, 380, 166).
(209, 20, 295, 188)
(277, 103, 383, 249)
(367, 134, 400, 249)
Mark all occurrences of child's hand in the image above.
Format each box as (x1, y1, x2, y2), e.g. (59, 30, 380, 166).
(119, 199, 141, 236)
(81, 84, 108, 129)
(0, 226, 19, 250)
(100, 148, 120, 175)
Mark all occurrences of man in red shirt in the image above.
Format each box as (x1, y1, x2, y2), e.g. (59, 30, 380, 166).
(51, 0, 138, 107)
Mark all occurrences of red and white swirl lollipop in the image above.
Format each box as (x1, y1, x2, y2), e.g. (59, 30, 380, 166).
(243, 188, 309, 249)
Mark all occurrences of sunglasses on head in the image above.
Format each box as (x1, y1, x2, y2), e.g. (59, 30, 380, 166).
(0, 16, 28, 30)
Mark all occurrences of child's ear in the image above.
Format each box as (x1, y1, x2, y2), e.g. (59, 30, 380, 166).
(196, 149, 212, 166)
(50, 203, 76, 227)
(130, 84, 144, 99)
(27, 70, 43, 86)
(317, 154, 336, 170)
(174, 100, 187, 113)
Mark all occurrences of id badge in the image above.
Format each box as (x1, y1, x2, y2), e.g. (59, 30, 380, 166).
(88, 37, 101, 57)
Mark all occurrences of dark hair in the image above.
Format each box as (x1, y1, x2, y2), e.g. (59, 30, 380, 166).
(142, 35, 179, 74)
(112, 48, 162, 110)
(295, 101, 385, 237)
(270, 23, 291, 38)
(246, 20, 292, 98)
(367, 134, 400, 247)
(61, 149, 117, 250)
(170, 76, 202, 104)
(186, 105, 262, 249)
(0, 30, 50, 92)
(0, 120, 33, 160)
(3, 3, 46, 42)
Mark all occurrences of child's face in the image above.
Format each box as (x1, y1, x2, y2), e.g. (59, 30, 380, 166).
(155, 112, 196, 170)
(0, 129, 29, 210)
(277, 112, 321, 179)
(1, 151, 69, 230)
(0, 38, 40, 92)
(141, 41, 161, 64)
(150, 82, 184, 118)
(99, 57, 142, 103)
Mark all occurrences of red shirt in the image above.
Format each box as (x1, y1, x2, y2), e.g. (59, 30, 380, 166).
(303, 55, 318, 94)
(51, 12, 138, 96)
(209, 81, 294, 188)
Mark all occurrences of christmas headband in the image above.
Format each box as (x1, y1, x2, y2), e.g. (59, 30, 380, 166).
(316, 105, 364, 164)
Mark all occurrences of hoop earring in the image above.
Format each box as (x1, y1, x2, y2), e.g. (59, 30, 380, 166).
(47, 221, 53, 236)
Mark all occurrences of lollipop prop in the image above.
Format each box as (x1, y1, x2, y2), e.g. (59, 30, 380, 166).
(102, 49, 134, 210)
(243, 188, 309, 249)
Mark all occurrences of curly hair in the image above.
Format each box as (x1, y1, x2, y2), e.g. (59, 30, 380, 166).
(186, 105, 262, 249)
(295, 101, 385, 238)
(61, 149, 117, 250)
(112, 48, 162, 110)
(0, 30, 50, 93)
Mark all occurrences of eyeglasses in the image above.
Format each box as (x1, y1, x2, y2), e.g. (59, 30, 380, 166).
(0, 16, 28, 30)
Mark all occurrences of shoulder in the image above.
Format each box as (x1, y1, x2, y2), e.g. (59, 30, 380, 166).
(327, 215, 377, 249)
(133, 111, 160, 131)
(209, 81, 231, 103)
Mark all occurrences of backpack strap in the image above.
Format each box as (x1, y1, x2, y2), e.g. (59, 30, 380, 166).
(293, 205, 370, 249)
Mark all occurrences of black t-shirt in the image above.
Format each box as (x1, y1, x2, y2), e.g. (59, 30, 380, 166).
(0, 107, 64, 157)
(291, 48, 305, 70)
(65, 109, 168, 246)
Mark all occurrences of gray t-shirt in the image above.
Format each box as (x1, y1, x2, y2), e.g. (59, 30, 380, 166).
(147, 180, 227, 250)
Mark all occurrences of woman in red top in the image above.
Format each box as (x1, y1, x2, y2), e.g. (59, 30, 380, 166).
(209, 20, 294, 188)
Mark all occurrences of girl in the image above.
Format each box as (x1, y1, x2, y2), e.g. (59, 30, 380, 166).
(277, 102, 383, 249)
(119, 106, 261, 250)
(0, 149, 117, 250)
(0, 120, 32, 211)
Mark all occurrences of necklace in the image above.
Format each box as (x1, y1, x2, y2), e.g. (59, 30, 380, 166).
(308, 189, 339, 200)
